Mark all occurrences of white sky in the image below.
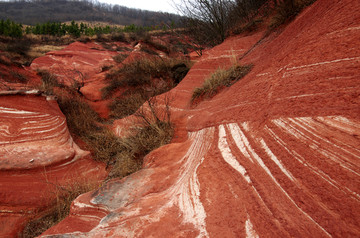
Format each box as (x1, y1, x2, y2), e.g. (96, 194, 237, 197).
(97, 0, 181, 14)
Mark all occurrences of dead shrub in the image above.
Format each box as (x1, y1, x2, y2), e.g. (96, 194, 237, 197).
(140, 46, 159, 56)
(112, 53, 128, 64)
(9, 71, 28, 83)
(5, 38, 32, 56)
(110, 32, 128, 43)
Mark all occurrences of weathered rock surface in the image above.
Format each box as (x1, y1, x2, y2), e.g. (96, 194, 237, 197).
(30, 41, 118, 118)
(0, 91, 107, 237)
(30, 42, 116, 85)
(41, 0, 360, 237)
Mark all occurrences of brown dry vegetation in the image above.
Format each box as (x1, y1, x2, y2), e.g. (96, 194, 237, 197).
(191, 64, 253, 104)
(103, 56, 190, 119)
(21, 179, 99, 238)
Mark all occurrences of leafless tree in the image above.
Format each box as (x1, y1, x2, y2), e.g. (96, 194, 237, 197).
(175, 0, 235, 45)
(175, 0, 270, 45)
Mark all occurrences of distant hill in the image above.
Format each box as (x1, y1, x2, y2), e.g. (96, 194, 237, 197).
(0, 0, 182, 26)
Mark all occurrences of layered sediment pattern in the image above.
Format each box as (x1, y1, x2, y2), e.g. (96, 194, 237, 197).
(0, 92, 107, 237)
(41, 0, 360, 237)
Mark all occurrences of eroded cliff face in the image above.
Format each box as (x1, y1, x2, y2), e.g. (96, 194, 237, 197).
(36, 0, 360, 236)
(0, 92, 107, 237)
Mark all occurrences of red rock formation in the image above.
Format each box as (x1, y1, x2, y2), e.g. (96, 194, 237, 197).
(30, 42, 119, 118)
(0, 91, 107, 237)
(40, 0, 360, 237)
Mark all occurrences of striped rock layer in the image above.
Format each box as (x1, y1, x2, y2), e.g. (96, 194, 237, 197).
(0, 92, 107, 237)
(42, 0, 360, 237)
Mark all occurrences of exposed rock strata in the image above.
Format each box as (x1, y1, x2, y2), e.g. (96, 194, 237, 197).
(42, 0, 360, 237)
(0, 91, 107, 237)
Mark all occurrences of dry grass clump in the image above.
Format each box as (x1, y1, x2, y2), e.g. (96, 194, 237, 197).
(37, 70, 62, 94)
(109, 91, 145, 119)
(21, 180, 98, 238)
(109, 121, 172, 178)
(191, 64, 253, 103)
(107, 96, 173, 179)
(27, 45, 64, 60)
(57, 94, 102, 137)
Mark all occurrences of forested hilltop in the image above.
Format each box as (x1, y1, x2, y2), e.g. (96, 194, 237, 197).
(0, 0, 182, 26)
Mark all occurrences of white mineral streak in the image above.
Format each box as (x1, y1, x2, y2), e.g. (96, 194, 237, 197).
(245, 215, 259, 238)
(221, 122, 331, 237)
(294, 117, 360, 160)
(275, 117, 360, 177)
(0, 112, 68, 145)
(285, 56, 360, 71)
(175, 127, 215, 238)
(317, 116, 360, 139)
(270, 117, 360, 200)
(0, 106, 39, 115)
(218, 125, 251, 183)
(260, 139, 295, 181)
(227, 123, 257, 163)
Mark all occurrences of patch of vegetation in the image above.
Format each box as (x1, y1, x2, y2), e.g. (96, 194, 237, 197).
(116, 46, 132, 52)
(109, 32, 127, 42)
(107, 96, 173, 179)
(25, 20, 116, 38)
(102, 56, 190, 122)
(112, 53, 128, 64)
(140, 46, 159, 56)
(143, 38, 170, 55)
(269, 0, 318, 30)
(0, 19, 22, 38)
(21, 180, 98, 238)
(5, 38, 32, 56)
(109, 91, 145, 119)
(102, 57, 190, 99)
(191, 64, 253, 103)
(37, 70, 61, 94)
(9, 70, 28, 83)
(56, 86, 173, 179)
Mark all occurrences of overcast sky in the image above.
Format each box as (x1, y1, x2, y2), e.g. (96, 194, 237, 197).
(97, 0, 181, 14)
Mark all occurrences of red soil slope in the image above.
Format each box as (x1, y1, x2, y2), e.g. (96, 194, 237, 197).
(42, 0, 360, 237)
(0, 91, 107, 237)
